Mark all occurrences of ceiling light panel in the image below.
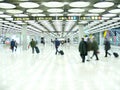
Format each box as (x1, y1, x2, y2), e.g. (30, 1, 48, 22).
(89, 9, 105, 13)
(0, 3, 16, 9)
(27, 9, 43, 13)
(109, 9, 120, 13)
(118, 4, 120, 8)
(40, 21, 55, 31)
(53, 21, 62, 31)
(31, 14, 46, 16)
(85, 14, 99, 16)
(67, 13, 81, 16)
(69, 1, 90, 7)
(0, 14, 11, 18)
(19, 2, 39, 8)
(68, 8, 85, 12)
(14, 14, 28, 17)
(47, 9, 63, 13)
(29, 22, 47, 31)
(94, 2, 114, 8)
(102, 14, 116, 17)
(49, 14, 63, 16)
(0, 11, 4, 14)
(6, 9, 23, 14)
(42, 2, 64, 7)
(64, 21, 75, 31)
(79, 21, 88, 24)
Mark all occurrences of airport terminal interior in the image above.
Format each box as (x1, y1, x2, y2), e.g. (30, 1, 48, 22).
(0, 0, 120, 90)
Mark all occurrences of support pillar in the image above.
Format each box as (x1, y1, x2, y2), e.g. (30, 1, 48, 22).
(79, 25, 85, 42)
(21, 24, 27, 50)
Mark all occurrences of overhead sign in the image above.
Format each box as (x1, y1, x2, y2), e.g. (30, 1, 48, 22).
(13, 16, 102, 21)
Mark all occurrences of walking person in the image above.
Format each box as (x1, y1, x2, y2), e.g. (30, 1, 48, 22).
(54, 38, 60, 55)
(104, 38, 111, 57)
(91, 38, 99, 60)
(86, 38, 92, 61)
(14, 40, 18, 51)
(79, 38, 87, 63)
(10, 39, 15, 52)
(30, 39, 36, 54)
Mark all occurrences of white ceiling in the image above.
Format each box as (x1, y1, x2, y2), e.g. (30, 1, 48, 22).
(0, 0, 120, 37)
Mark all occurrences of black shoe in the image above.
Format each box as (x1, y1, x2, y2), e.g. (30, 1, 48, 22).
(87, 60, 90, 61)
(96, 59, 99, 60)
(105, 56, 107, 57)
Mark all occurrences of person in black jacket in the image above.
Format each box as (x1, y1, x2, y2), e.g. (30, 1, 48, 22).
(54, 38, 60, 55)
(79, 38, 87, 63)
(104, 38, 111, 57)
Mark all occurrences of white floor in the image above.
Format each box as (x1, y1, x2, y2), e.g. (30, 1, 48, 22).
(0, 43, 120, 90)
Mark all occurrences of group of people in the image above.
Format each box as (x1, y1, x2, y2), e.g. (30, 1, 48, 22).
(79, 37, 111, 63)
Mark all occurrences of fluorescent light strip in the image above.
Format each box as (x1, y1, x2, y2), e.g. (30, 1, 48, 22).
(40, 21, 55, 31)
(64, 21, 75, 31)
(28, 22, 47, 31)
(53, 21, 62, 31)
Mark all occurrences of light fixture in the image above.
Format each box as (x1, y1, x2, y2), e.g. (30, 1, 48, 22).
(69, 1, 90, 7)
(102, 14, 116, 17)
(109, 9, 120, 13)
(42, 2, 64, 7)
(118, 4, 120, 8)
(14, 14, 28, 17)
(6, 9, 23, 14)
(79, 21, 88, 24)
(67, 13, 81, 16)
(31, 14, 46, 16)
(102, 17, 110, 20)
(5, 18, 13, 21)
(0, 14, 11, 18)
(68, 8, 85, 12)
(85, 14, 99, 16)
(19, 2, 39, 8)
(47, 9, 63, 13)
(112, 17, 120, 20)
(94, 2, 114, 8)
(89, 9, 105, 13)
(27, 9, 43, 13)
(0, 3, 16, 9)
(49, 14, 63, 16)
(0, 11, 4, 14)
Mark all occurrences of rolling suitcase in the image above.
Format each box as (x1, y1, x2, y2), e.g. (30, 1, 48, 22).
(113, 52, 119, 57)
(35, 46, 40, 53)
(59, 50, 64, 55)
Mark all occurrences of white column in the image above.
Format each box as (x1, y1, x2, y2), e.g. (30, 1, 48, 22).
(21, 24, 27, 50)
(79, 25, 85, 42)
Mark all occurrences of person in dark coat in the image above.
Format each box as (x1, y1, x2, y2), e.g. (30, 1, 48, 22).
(104, 38, 111, 57)
(10, 39, 15, 52)
(79, 38, 87, 63)
(54, 38, 60, 55)
(91, 38, 99, 60)
(30, 39, 36, 54)
(86, 38, 92, 61)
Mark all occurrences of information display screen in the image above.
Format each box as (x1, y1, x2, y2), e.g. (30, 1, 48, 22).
(13, 16, 102, 21)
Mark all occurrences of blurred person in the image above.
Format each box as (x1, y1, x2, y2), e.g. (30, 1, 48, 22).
(14, 40, 18, 51)
(30, 39, 36, 54)
(10, 39, 15, 52)
(91, 38, 99, 60)
(54, 38, 60, 55)
(79, 38, 87, 63)
(104, 38, 111, 57)
(86, 38, 92, 61)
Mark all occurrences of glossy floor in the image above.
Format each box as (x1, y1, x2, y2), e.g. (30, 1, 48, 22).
(0, 44, 120, 90)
